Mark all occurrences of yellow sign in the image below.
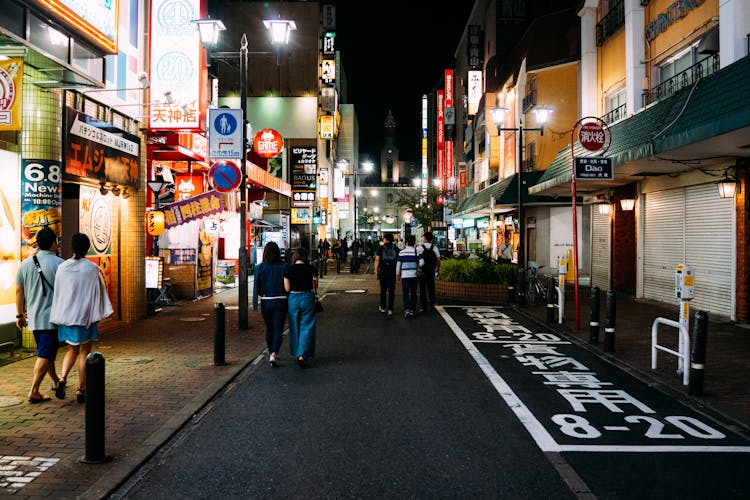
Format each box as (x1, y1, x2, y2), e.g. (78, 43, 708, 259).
(319, 115, 334, 139)
(0, 59, 23, 131)
(145, 210, 165, 236)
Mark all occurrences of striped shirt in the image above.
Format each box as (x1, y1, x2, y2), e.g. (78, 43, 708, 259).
(396, 246, 420, 279)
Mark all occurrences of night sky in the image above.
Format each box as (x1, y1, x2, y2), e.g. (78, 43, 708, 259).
(334, 2, 475, 163)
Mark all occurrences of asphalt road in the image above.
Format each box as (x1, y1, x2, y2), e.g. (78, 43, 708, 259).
(111, 290, 750, 499)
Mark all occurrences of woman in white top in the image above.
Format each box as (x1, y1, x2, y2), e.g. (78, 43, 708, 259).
(50, 233, 113, 403)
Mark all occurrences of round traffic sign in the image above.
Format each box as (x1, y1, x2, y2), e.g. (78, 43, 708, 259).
(579, 122, 606, 151)
(209, 161, 242, 193)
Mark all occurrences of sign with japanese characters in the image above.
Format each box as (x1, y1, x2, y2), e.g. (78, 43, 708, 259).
(208, 109, 243, 159)
(0, 58, 23, 130)
(162, 190, 224, 229)
(65, 107, 140, 187)
(575, 157, 613, 180)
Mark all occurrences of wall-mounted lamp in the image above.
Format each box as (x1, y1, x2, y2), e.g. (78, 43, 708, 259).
(121, 188, 131, 199)
(716, 172, 739, 199)
(598, 203, 611, 215)
(620, 198, 636, 211)
(99, 182, 109, 196)
(111, 185, 122, 197)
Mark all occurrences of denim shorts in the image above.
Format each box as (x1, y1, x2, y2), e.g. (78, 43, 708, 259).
(33, 329, 59, 361)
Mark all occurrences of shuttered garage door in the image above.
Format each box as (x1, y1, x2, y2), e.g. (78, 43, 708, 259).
(643, 184, 734, 319)
(590, 206, 611, 290)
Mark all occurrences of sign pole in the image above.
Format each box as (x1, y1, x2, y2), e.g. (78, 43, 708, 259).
(570, 126, 580, 330)
(570, 116, 612, 331)
(239, 34, 249, 330)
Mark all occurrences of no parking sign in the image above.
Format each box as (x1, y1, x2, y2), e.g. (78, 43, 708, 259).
(209, 161, 242, 193)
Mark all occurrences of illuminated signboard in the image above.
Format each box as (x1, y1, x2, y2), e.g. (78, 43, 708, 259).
(468, 70, 482, 116)
(34, 0, 119, 53)
(149, 0, 202, 131)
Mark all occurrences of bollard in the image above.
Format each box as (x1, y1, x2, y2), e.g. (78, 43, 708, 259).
(604, 290, 616, 353)
(80, 352, 108, 464)
(546, 276, 556, 323)
(214, 302, 226, 366)
(688, 311, 709, 396)
(589, 286, 601, 345)
(507, 270, 516, 305)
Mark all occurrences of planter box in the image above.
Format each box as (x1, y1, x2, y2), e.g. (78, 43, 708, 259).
(435, 280, 508, 304)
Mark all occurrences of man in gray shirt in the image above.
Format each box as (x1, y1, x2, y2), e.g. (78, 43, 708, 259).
(15, 227, 64, 403)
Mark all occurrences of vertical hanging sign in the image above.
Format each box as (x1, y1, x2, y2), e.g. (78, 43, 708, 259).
(149, 0, 202, 131)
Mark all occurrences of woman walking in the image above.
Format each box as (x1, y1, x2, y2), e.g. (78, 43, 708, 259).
(283, 247, 318, 368)
(50, 233, 113, 403)
(252, 241, 288, 367)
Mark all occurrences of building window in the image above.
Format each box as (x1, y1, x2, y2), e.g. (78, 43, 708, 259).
(387, 159, 393, 180)
(602, 87, 626, 124)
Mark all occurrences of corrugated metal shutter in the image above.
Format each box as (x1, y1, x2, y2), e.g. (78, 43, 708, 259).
(643, 184, 734, 319)
(684, 184, 734, 318)
(590, 207, 610, 290)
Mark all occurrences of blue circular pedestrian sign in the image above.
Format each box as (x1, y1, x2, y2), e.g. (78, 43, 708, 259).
(209, 161, 242, 192)
(213, 113, 238, 136)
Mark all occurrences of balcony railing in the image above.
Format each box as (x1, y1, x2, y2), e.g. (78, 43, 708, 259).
(602, 103, 627, 124)
(596, 0, 624, 46)
(642, 54, 719, 106)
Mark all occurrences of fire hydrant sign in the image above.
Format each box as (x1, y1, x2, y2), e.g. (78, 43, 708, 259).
(208, 108, 243, 160)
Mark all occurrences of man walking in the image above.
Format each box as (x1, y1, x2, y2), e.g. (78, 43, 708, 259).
(418, 232, 441, 312)
(374, 233, 399, 315)
(397, 234, 420, 317)
(15, 227, 64, 403)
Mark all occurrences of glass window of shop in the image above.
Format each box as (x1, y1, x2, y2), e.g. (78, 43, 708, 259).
(72, 41, 103, 80)
(28, 13, 70, 62)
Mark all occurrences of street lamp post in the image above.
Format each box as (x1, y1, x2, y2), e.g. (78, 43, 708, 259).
(194, 17, 295, 330)
(491, 105, 551, 307)
(238, 34, 249, 329)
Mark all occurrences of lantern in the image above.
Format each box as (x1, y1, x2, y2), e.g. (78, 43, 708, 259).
(145, 210, 165, 236)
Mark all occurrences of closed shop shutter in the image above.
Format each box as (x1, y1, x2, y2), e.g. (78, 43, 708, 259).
(643, 184, 734, 319)
(684, 184, 734, 317)
(590, 206, 610, 290)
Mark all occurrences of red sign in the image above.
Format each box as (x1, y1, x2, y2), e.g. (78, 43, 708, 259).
(253, 128, 284, 158)
(209, 161, 242, 193)
(579, 122, 606, 151)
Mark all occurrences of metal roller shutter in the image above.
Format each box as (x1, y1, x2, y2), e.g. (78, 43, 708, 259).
(643, 184, 734, 319)
(590, 207, 610, 290)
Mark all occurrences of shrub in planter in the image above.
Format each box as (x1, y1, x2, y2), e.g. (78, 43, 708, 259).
(439, 255, 516, 285)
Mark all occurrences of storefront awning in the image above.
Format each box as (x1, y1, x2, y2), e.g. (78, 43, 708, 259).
(454, 171, 570, 216)
(530, 55, 750, 196)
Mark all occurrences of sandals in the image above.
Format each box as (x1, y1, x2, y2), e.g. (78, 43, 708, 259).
(55, 379, 66, 400)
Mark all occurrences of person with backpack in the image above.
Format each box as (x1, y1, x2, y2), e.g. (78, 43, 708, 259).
(374, 232, 399, 315)
(397, 234, 420, 317)
(418, 231, 441, 313)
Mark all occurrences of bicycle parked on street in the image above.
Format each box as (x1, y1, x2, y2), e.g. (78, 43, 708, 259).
(527, 264, 555, 306)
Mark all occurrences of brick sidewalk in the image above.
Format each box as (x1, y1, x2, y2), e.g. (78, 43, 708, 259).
(0, 287, 264, 498)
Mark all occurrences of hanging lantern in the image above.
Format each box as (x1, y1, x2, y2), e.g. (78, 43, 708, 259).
(145, 210, 165, 236)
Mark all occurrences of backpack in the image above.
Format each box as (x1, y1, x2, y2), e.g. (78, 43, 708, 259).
(420, 244, 437, 271)
(380, 244, 398, 271)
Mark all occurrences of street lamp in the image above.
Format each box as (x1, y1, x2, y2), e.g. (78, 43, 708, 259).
(194, 17, 295, 330)
(491, 104, 552, 307)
